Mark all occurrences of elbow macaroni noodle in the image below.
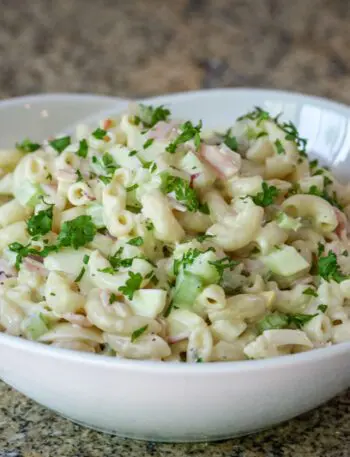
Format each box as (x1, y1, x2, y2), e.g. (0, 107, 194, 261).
(0, 103, 350, 362)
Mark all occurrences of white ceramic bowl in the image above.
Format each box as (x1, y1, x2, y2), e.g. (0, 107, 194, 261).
(1, 89, 350, 443)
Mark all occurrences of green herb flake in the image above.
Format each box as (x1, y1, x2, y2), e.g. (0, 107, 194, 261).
(127, 236, 144, 246)
(16, 139, 41, 153)
(109, 292, 117, 304)
(99, 175, 111, 185)
(302, 287, 318, 297)
(119, 271, 143, 299)
(318, 304, 328, 313)
(126, 183, 139, 192)
(76, 169, 84, 182)
(143, 138, 154, 149)
(74, 266, 86, 282)
(274, 139, 285, 154)
(57, 215, 96, 250)
(196, 234, 215, 242)
(83, 254, 90, 265)
(161, 173, 204, 212)
(317, 250, 347, 283)
(76, 139, 88, 158)
(131, 324, 148, 342)
(166, 120, 202, 153)
(138, 104, 171, 128)
(238, 107, 271, 125)
(209, 257, 240, 281)
(252, 182, 279, 207)
(128, 150, 138, 156)
(27, 206, 53, 237)
(223, 129, 238, 151)
(342, 250, 348, 257)
(173, 248, 202, 276)
(101, 152, 118, 175)
(92, 128, 107, 140)
(310, 159, 318, 169)
(49, 136, 71, 154)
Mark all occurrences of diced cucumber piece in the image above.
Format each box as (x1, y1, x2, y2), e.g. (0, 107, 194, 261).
(261, 245, 310, 277)
(86, 203, 105, 228)
(172, 271, 203, 309)
(23, 313, 50, 340)
(187, 250, 220, 285)
(276, 212, 302, 231)
(15, 181, 44, 207)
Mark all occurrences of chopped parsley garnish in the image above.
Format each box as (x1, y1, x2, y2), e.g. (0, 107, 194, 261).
(310, 159, 318, 169)
(108, 247, 134, 271)
(302, 287, 318, 297)
(126, 183, 138, 192)
(16, 139, 41, 153)
(257, 312, 317, 333)
(137, 104, 171, 128)
(128, 150, 138, 156)
(317, 250, 347, 283)
(83, 255, 90, 264)
(257, 313, 289, 333)
(127, 236, 144, 246)
(252, 182, 279, 207)
(131, 324, 148, 342)
(318, 304, 328, 313)
(166, 120, 202, 153)
(109, 293, 117, 304)
(126, 205, 142, 214)
(161, 173, 206, 213)
(49, 136, 71, 154)
(101, 152, 118, 175)
(76, 139, 88, 158)
(76, 169, 84, 182)
(143, 161, 157, 173)
(27, 206, 53, 237)
(9, 242, 57, 269)
(323, 176, 333, 187)
(238, 106, 270, 125)
(119, 271, 143, 299)
(279, 121, 307, 156)
(196, 234, 215, 242)
(343, 250, 348, 257)
(99, 175, 111, 185)
(57, 215, 96, 250)
(209, 257, 240, 281)
(223, 129, 238, 151)
(92, 128, 107, 140)
(74, 266, 86, 282)
(173, 248, 202, 276)
(274, 139, 285, 154)
(145, 220, 154, 231)
(143, 138, 154, 149)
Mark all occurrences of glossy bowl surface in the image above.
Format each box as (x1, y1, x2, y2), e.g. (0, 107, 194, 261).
(1, 89, 350, 442)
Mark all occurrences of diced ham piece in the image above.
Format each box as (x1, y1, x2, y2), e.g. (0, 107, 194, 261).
(190, 173, 200, 188)
(148, 121, 179, 140)
(198, 143, 241, 179)
(23, 258, 48, 276)
(335, 208, 349, 240)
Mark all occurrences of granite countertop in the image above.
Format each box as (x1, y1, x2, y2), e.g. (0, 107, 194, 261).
(1, 0, 350, 455)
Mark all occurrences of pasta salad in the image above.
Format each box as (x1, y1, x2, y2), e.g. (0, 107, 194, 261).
(0, 103, 350, 362)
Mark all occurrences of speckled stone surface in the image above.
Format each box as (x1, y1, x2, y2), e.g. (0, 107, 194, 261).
(1, 0, 350, 455)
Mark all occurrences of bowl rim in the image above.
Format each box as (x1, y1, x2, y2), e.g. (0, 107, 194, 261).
(0, 88, 350, 373)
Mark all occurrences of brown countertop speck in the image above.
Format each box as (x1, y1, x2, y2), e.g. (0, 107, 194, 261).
(0, 0, 350, 455)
